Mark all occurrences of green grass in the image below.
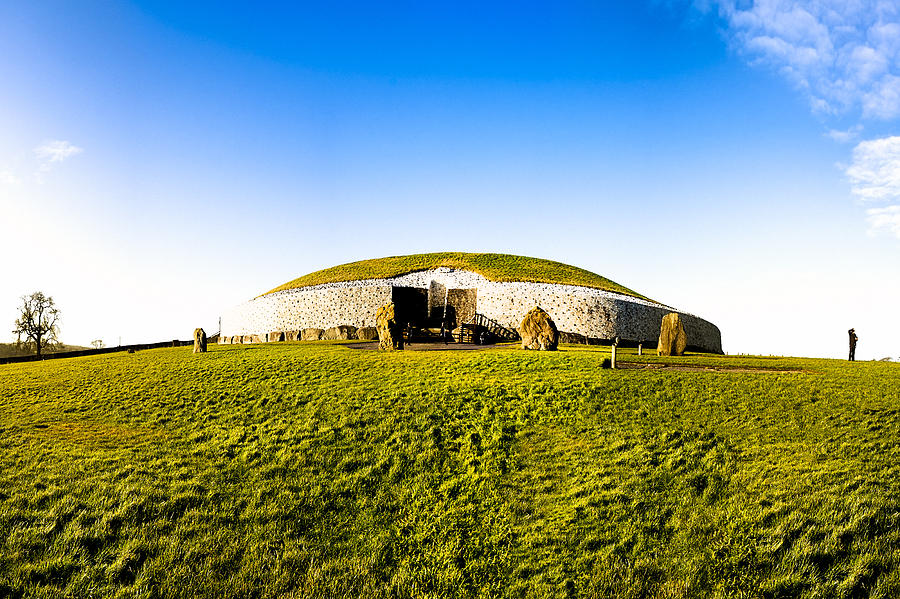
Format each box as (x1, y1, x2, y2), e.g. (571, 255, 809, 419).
(262, 252, 651, 300)
(1, 343, 899, 598)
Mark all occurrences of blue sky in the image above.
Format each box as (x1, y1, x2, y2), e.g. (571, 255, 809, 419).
(1, 1, 898, 359)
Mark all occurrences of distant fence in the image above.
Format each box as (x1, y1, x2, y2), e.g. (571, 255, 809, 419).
(0, 340, 193, 365)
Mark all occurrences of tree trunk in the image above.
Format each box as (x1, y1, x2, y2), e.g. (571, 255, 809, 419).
(35, 332, 42, 357)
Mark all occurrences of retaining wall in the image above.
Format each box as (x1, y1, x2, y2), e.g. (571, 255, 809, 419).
(220, 268, 723, 353)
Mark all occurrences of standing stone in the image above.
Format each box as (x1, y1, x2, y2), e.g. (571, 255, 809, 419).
(193, 328, 207, 353)
(357, 326, 379, 340)
(376, 303, 404, 350)
(657, 312, 687, 356)
(518, 306, 559, 351)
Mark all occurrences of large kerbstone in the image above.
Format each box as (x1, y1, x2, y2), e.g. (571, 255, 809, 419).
(301, 328, 324, 341)
(324, 325, 357, 340)
(518, 306, 559, 351)
(357, 326, 379, 340)
(193, 328, 207, 353)
(657, 312, 687, 356)
(376, 303, 404, 350)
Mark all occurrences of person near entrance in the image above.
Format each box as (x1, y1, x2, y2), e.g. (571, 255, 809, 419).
(848, 328, 858, 361)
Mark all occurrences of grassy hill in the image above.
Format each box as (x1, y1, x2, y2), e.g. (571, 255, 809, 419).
(263, 252, 652, 300)
(0, 342, 90, 359)
(1, 343, 898, 597)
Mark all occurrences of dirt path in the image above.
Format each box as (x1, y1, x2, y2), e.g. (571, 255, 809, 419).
(617, 362, 808, 374)
(345, 342, 502, 352)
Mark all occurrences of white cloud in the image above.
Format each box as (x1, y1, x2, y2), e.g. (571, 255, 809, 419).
(0, 170, 20, 185)
(826, 124, 862, 142)
(34, 140, 83, 164)
(845, 136, 900, 238)
(700, 1, 900, 120)
(845, 136, 900, 202)
(866, 205, 900, 237)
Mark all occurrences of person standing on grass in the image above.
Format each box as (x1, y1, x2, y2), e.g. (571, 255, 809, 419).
(848, 328, 858, 361)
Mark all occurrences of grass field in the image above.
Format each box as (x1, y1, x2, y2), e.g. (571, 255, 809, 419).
(0, 343, 898, 598)
(263, 252, 651, 300)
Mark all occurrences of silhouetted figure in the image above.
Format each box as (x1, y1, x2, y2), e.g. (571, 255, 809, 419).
(479, 330, 489, 345)
(440, 321, 448, 345)
(848, 328, 858, 361)
(406, 322, 413, 346)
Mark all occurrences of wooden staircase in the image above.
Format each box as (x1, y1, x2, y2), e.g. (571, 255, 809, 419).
(458, 314, 520, 344)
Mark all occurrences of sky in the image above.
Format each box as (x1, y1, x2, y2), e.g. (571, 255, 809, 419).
(1, 0, 898, 360)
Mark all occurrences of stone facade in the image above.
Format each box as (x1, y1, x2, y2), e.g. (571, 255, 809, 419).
(220, 268, 723, 353)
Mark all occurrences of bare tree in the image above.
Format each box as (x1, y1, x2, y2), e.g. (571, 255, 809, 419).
(13, 291, 60, 357)
(91, 339, 105, 349)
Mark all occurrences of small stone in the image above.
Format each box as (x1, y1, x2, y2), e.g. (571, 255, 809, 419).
(376, 303, 404, 350)
(193, 328, 207, 353)
(518, 307, 559, 351)
(657, 312, 687, 356)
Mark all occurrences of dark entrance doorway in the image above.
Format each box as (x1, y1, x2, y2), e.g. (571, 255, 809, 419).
(391, 285, 476, 341)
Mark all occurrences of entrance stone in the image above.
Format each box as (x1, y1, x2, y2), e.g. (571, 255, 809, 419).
(518, 307, 559, 351)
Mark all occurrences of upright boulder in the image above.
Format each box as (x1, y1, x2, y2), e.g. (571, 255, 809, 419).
(657, 312, 687, 356)
(376, 303, 404, 350)
(193, 328, 207, 353)
(518, 307, 559, 351)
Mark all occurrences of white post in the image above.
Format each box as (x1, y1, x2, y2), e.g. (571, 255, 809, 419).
(612, 336, 619, 369)
(638, 342, 642, 356)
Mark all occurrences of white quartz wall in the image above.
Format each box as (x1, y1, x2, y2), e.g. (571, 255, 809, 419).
(221, 285, 391, 335)
(221, 268, 723, 352)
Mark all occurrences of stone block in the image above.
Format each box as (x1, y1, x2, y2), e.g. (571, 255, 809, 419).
(357, 326, 379, 340)
(324, 325, 357, 340)
(301, 328, 324, 341)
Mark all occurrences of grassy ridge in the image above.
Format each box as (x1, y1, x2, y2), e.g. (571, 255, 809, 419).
(262, 252, 650, 300)
(0, 344, 899, 597)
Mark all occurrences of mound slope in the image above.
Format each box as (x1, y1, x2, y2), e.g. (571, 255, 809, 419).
(263, 252, 650, 300)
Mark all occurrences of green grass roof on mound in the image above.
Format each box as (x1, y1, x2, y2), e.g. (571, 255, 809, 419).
(263, 252, 652, 300)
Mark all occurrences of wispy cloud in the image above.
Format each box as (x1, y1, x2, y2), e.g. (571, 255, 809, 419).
(698, 1, 900, 120)
(0, 170, 21, 186)
(866, 205, 900, 237)
(845, 136, 900, 202)
(34, 140, 83, 164)
(845, 136, 900, 238)
(826, 125, 863, 143)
